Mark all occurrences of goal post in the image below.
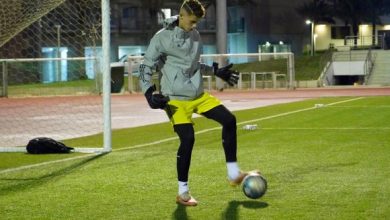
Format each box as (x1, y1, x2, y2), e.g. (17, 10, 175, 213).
(101, 0, 111, 153)
(0, 0, 112, 153)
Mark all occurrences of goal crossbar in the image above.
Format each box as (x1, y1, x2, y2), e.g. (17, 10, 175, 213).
(0, 57, 97, 63)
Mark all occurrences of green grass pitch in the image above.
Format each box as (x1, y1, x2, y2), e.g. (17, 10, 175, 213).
(1, 96, 390, 219)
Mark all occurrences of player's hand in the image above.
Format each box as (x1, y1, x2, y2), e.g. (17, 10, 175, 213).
(144, 85, 169, 109)
(213, 62, 239, 86)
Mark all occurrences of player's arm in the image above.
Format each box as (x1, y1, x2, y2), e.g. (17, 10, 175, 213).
(139, 35, 168, 109)
(139, 35, 161, 93)
(199, 62, 214, 75)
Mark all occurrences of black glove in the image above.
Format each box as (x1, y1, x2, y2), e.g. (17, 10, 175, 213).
(213, 62, 239, 86)
(144, 85, 169, 109)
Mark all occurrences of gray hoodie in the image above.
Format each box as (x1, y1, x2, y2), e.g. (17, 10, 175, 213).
(139, 15, 213, 101)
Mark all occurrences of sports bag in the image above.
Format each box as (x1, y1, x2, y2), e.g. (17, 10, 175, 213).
(26, 137, 74, 154)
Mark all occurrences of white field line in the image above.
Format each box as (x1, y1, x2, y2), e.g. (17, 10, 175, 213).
(261, 127, 390, 130)
(196, 97, 365, 135)
(0, 154, 99, 174)
(0, 97, 364, 175)
(327, 105, 390, 108)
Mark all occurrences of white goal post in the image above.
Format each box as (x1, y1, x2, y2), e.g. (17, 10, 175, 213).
(0, 0, 111, 153)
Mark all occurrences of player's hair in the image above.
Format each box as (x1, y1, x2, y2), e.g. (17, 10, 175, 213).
(180, 0, 205, 18)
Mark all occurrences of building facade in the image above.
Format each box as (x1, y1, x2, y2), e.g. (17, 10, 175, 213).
(109, 0, 316, 60)
(314, 17, 390, 51)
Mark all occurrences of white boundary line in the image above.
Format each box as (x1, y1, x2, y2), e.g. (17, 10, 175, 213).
(0, 154, 100, 174)
(0, 97, 365, 175)
(196, 97, 365, 135)
(0, 147, 107, 154)
(261, 127, 390, 130)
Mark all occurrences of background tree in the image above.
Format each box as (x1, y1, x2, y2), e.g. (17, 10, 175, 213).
(363, 0, 390, 45)
(296, 0, 335, 24)
(331, 0, 367, 47)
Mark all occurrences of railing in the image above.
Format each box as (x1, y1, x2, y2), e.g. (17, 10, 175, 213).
(317, 48, 376, 86)
(332, 50, 372, 62)
(344, 35, 385, 49)
(317, 50, 334, 86)
(363, 49, 376, 84)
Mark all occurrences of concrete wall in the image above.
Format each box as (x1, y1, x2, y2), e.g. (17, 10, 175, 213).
(332, 61, 365, 76)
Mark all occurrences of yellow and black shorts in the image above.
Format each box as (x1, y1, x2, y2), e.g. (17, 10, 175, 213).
(165, 92, 221, 125)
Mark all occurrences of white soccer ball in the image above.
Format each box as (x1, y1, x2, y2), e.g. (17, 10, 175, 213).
(242, 172, 267, 199)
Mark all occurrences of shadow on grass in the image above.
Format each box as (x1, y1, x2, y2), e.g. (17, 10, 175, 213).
(222, 200, 268, 220)
(0, 153, 106, 196)
(274, 161, 359, 182)
(172, 205, 189, 220)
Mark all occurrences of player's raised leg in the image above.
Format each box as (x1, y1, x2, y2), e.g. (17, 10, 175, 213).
(201, 105, 245, 184)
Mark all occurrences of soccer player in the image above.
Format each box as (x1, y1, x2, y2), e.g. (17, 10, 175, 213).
(139, 0, 248, 206)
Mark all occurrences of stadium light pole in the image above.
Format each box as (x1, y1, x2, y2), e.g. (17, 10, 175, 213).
(216, 0, 227, 91)
(306, 19, 314, 56)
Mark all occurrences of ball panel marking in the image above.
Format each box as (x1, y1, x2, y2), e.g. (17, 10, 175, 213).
(242, 173, 267, 199)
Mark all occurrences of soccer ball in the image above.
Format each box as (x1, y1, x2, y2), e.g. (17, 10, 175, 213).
(242, 172, 267, 199)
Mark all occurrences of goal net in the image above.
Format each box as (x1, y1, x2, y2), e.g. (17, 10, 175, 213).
(0, 0, 111, 153)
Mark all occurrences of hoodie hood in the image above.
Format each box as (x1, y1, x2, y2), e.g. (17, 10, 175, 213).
(163, 15, 179, 29)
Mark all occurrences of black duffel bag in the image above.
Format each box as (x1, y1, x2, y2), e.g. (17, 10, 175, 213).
(26, 137, 74, 154)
